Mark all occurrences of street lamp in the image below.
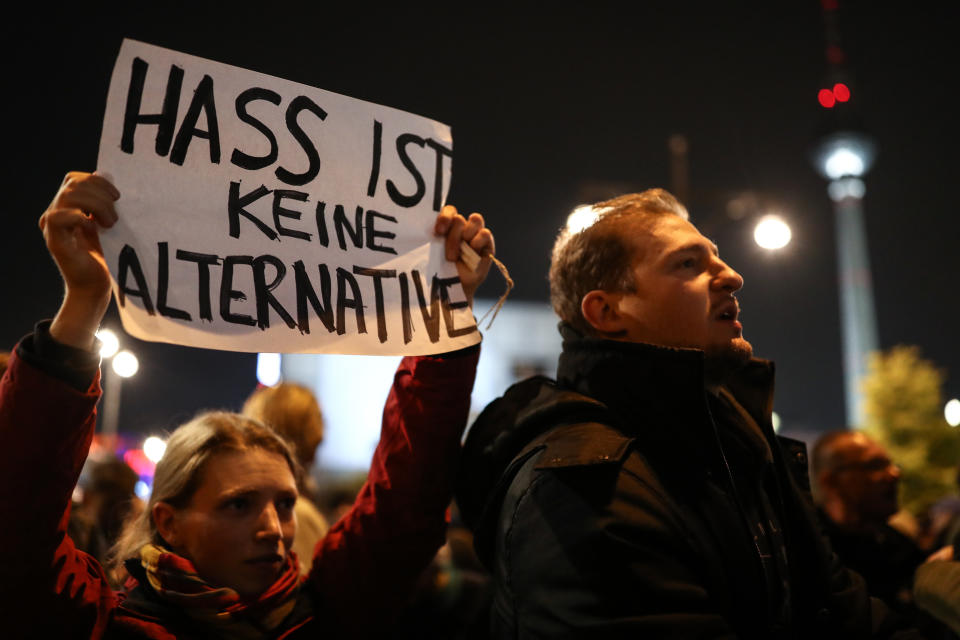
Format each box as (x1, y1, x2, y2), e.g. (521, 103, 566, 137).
(143, 435, 167, 463)
(113, 350, 139, 377)
(753, 215, 792, 251)
(812, 130, 879, 428)
(771, 411, 782, 433)
(946, 399, 960, 428)
(98, 329, 119, 359)
(96, 329, 139, 447)
(256, 352, 282, 387)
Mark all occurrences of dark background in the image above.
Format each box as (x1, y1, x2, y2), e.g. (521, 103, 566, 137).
(2, 3, 957, 439)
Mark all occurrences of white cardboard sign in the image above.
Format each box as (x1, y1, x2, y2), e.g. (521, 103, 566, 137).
(97, 39, 479, 355)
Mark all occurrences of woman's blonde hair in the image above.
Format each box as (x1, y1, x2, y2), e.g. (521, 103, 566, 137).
(109, 411, 299, 570)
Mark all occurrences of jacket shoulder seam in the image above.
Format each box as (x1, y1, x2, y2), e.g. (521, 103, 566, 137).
(533, 420, 634, 469)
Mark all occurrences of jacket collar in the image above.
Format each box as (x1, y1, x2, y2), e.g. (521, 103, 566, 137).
(555, 323, 776, 483)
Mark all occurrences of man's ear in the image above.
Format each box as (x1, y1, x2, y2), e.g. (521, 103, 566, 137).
(152, 502, 180, 548)
(581, 290, 625, 334)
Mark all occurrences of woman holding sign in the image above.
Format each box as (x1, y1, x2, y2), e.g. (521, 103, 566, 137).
(0, 172, 494, 638)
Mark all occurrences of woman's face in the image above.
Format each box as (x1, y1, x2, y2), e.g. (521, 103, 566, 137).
(157, 447, 298, 597)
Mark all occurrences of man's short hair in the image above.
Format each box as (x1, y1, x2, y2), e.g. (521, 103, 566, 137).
(810, 429, 857, 502)
(549, 189, 690, 335)
(811, 430, 857, 478)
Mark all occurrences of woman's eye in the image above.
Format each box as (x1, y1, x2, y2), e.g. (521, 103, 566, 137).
(278, 497, 296, 511)
(680, 257, 697, 269)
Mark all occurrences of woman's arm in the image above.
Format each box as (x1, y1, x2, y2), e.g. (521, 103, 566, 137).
(307, 207, 493, 635)
(0, 172, 120, 637)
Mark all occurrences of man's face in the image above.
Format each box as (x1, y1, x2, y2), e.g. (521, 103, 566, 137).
(165, 448, 298, 597)
(612, 215, 752, 366)
(831, 434, 901, 523)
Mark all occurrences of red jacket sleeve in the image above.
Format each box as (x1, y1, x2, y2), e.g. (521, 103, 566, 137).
(0, 347, 118, 638)
(306, 346, 480, 636)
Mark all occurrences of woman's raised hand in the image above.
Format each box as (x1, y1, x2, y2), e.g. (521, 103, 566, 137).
(40, 172, 119, 349)
(434, 205, 494, 307)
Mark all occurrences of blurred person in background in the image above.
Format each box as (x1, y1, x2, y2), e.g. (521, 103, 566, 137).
(68, 456, 141, 572)
(391, 503, 493, 639)
(914, 532, 960, 637)
(925, 465, 960, 554)
(812, 430, 926, 614)
(243, 382, 329, 574)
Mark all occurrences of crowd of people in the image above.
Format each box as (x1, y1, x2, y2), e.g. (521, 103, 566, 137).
(1, 172, 958, 638)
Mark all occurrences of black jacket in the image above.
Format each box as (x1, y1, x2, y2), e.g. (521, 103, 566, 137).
(458, 326, 910, 639)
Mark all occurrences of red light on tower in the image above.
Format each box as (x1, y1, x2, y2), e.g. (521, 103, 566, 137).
(818, 88, 836, 108)
(833, 83, 851, 102)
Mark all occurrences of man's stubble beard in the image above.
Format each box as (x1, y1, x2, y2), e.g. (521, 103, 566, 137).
(703, 337, 753, 387)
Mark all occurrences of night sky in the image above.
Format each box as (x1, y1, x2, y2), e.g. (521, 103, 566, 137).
(2, 3, 957, 441)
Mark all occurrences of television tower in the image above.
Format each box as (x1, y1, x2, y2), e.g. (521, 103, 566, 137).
(811, 0, 879, 428)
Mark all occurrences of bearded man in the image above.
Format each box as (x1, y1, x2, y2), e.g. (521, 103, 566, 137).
(457, 190, 919, 639)
(812, 431, 926, 615)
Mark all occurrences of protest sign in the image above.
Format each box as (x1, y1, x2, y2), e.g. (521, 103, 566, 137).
(97, 39, 478, 355)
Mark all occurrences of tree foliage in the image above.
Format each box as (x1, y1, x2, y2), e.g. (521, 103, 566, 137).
(862, 346, 959, 515)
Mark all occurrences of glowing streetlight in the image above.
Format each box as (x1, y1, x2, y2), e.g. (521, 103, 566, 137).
(98, 329, 139, 445)
(112, 350, 139, 378)
(946, 399, 960, 428)
(96, 329, 119, 359)
(257, 352, 282, 387)
(143, 436, 167, 463)
(134, 481, 151, 500)
(753, 215, 792, 250)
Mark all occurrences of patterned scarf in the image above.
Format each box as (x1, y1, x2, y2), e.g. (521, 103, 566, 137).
(129, 543, 306, 639)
